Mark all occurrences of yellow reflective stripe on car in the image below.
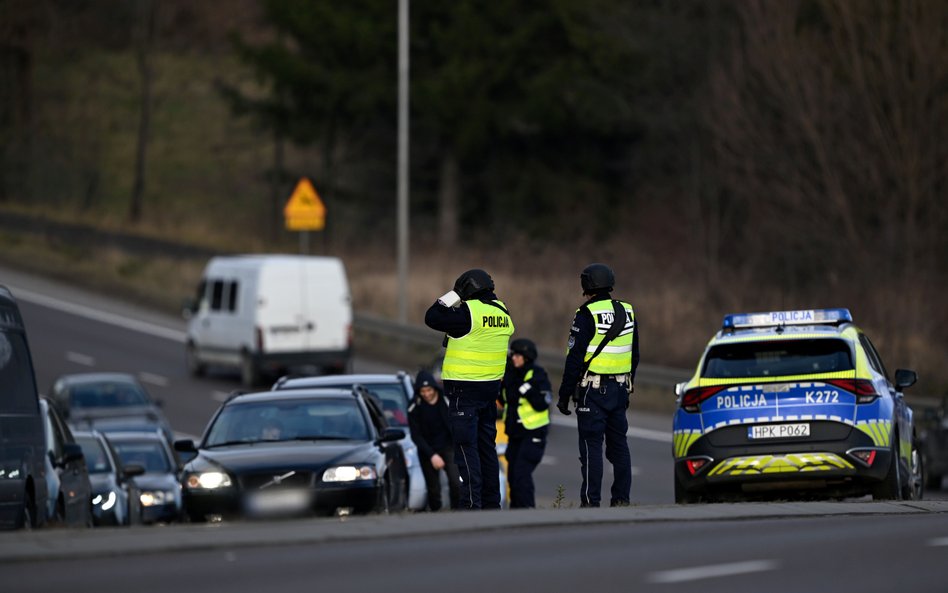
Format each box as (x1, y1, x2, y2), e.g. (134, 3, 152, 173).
(673, 430, 702, 458)
(708, 453, 854, 476)
(855, 420, 891, 447)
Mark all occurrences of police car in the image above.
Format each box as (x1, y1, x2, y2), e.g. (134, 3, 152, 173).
(672, 308, 923, 503)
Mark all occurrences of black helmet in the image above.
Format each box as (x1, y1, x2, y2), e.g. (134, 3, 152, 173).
(580, 263, 615, 294)
(453, 269, 494, 300)
(509, 338, 538, 362)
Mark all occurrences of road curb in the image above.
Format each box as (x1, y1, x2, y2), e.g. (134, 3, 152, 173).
(3, 500, 947, 563)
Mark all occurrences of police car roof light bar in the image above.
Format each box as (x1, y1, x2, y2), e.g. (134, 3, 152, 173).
(722, 308, 852, 331)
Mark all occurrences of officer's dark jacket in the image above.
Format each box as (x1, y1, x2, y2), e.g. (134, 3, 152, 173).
(424, 290, 505, 401)
(408, 370, 453, 460)
(500, 360, 552, 438)
(557, 290, 640, 401)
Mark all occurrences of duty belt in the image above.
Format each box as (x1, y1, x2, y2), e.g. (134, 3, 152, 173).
(580, 373, 630, 388)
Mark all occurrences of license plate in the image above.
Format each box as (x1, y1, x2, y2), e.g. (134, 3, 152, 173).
(244, 489, 311, 516)
(748, 423, 810, 439)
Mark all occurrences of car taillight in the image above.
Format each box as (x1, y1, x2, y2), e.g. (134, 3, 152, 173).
(824, 379, 878, 403)
(681, 385, 729, 412)
(849, 449, 877, 467)
(686, 458, 710, 475)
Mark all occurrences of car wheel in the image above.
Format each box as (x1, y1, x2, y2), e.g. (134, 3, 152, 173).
(376, 476, 391, 515)
(871, 443, 903, 501)
(186, 342, 206, 377)
(674, 472, 700, 504)
(240, 351, 259, 387)
(15, 489, 35, 530)
(902, 441, 924, 501)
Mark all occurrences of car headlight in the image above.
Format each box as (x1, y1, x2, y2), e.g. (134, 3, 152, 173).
(93, 491, 117, 511)
(322, 466, 377, 482)
(140, 490, 176, 506)
(185, 471, 233, 489)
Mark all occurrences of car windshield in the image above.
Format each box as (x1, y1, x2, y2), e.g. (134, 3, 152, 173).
(702, 338, 854, 378)
(205, 398, 370, 447)
(69, 382, 150, 408)
(76, 436, 113, 474)
(112, 440, 172, 473)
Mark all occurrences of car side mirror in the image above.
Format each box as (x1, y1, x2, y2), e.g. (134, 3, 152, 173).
(174, 439, 198, 453)
(62, 442, 85, 465)
(379, 428, 405, 443)
(123, 463, 146, 478)
(894, 369, 917, 390)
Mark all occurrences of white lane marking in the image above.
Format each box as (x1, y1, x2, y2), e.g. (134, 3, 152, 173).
(211, 391, 230, 402)
(10, 286, 186, 343)
(551, 415, 672, 443)
(929, 537, 948, 547)
(647, 560, 779, 584)
(138, 372, 169, 387)
(66, 351, 96, 367)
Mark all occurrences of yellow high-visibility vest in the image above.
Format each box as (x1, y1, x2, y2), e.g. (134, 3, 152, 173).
(583, 299, 635, 374)
(442, 300, 514, 381)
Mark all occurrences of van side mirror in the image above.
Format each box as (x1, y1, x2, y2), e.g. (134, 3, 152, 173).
(894, 369, 917, 390)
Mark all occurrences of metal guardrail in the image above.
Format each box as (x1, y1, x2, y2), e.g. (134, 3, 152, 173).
(353, 312, 693, 388)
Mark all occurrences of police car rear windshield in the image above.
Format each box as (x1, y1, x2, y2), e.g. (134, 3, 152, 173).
(702, 339, 853, 378)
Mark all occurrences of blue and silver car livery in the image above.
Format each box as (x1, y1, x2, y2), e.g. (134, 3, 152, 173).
(672, 308, 922, 503)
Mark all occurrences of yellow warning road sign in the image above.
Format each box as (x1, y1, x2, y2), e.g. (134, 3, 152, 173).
(284, 177, 326, 231)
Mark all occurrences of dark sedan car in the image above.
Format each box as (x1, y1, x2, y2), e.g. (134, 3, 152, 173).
(49, 373, 174, 447)
(74, 430, 143, 526)
(175, 386, 408, 521)
(107, 431, 183, 524)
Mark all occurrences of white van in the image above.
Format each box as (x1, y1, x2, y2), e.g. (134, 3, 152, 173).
(185, 255, 352, 386)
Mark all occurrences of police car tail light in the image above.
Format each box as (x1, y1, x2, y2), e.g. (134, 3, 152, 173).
(681, 386, 729, 412)
(686, 458, 710, 475)
(849, 449, 877, 467)
(823, 379, 878, 403)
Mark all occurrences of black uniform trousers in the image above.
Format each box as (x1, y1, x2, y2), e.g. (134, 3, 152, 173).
(575, 377, 632, 507)
(505, 425, 548, 508)
(448, 389, 501, 510)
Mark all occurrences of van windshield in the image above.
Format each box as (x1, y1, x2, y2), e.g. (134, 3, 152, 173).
(702, 339, 854, 378)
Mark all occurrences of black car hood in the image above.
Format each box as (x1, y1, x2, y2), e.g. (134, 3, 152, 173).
(193, 441, 379, 475)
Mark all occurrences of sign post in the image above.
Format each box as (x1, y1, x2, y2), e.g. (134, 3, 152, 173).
(283, 177, 326, 254)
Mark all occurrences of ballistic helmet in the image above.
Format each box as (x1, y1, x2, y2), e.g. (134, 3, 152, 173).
(580, 263, 615, 294)
(509, 338, 538, 362)
(453, 269, 494, 300)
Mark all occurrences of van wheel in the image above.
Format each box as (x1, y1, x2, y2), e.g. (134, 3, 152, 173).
(240, 352, 259, 387)
(186, 343, 206, 377)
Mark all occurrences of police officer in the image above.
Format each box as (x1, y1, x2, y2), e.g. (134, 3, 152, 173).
(425, 269, 514, 510)
(500, 338, 551, 508)
(556, 263, 638, 507)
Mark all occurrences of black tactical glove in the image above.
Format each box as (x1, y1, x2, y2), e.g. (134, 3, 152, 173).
(556, 396, 572, 416)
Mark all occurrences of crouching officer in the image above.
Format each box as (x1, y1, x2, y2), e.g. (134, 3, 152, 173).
(500, 338, 551, 508)
(556, 263, 639, 507)
(425, 269, 514, 510)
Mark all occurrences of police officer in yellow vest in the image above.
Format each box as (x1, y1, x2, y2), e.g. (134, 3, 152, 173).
(556, 263, 638, 507)
(499, 338, 551, 508)
(425, 269, 514, 509)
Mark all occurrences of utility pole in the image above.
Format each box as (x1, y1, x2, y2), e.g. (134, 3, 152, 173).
(397, 0, 410, 324)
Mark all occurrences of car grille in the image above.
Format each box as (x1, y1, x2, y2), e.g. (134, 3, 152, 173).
(241, 471, 313, 490)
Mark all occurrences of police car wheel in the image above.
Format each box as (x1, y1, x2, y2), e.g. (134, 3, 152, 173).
(674, 473, 700, 504)
(871, 443, 903, 501)
(903, 443, 923, 501)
